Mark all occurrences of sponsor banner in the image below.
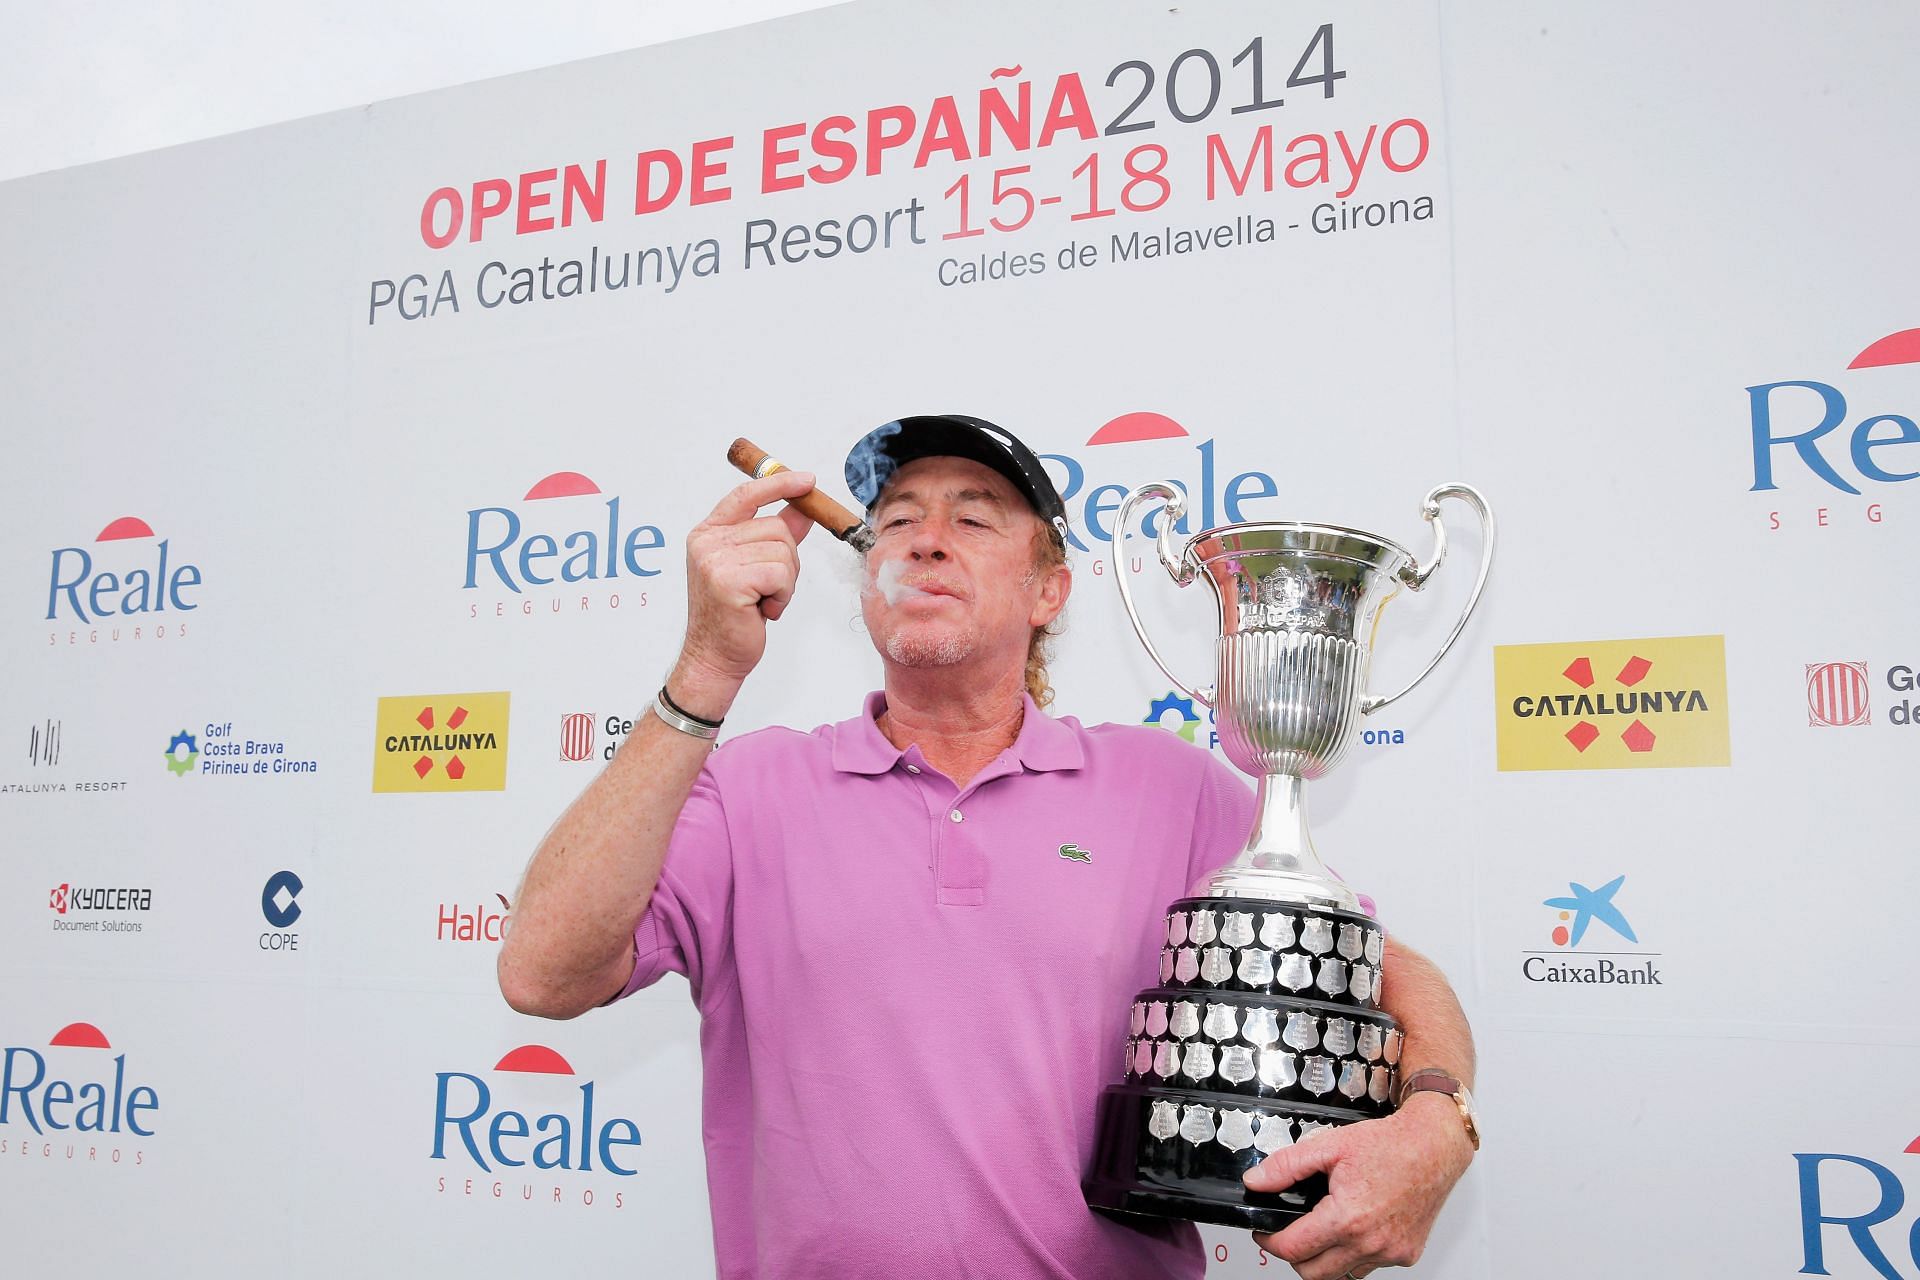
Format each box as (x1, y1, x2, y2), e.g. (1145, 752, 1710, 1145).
(1493, 635, 1731, 772)
(372, 693, 511, 793)
(1805, 660, 1920, 729)
(3, 718, 129, 796)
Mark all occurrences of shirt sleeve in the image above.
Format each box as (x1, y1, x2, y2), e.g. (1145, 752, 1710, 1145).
(1185, 750, 1258, 891)
(604, 762, 738, 1009)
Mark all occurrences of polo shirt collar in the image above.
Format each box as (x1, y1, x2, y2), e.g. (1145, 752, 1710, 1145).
(831, 690, 1085, 775)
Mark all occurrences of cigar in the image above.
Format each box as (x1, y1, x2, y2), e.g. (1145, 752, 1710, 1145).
(727, 438, 877, 553)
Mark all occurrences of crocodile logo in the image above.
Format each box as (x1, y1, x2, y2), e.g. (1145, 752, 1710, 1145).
(1058, 843, 1093, 864)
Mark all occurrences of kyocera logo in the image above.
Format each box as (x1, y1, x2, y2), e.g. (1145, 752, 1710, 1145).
(45, 516, 202, 624)
(432, 1044, 641, 1177)
(0, 1022, 159, 1139)
(464, 472, 665, 597)
(1794, 1137, 1920, 1277)
(1749, 327, 1917, 527)
(1037, 413, 1282, 554)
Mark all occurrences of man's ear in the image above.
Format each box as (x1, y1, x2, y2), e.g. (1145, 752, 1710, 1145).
(1030, 562, 1071, 627)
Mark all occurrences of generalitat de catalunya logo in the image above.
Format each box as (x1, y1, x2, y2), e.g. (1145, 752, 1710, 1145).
(431, 1044, 641, 1208)
(560, 710, 643, 763)
(1523, 875, 1661, 986)
(0, 1022, 158, 1162)
(1794, 1136, 1920, 1278)
(1749, 325, 1918, 532)
(463, 471, 663, 620)
(1493, 635, 1730, 772)
(44, 516, 202, 644)
(372, 693, 510, 793)
(1806, 660, 1920, 729)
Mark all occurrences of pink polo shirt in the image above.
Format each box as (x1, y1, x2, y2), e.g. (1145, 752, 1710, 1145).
(614, 691, 1259, 1278)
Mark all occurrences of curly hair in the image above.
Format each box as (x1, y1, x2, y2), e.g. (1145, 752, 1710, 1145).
(1024, 525, 1070, 708)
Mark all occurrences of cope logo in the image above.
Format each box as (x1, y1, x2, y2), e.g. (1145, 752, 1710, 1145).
(44, 515, 202, 644)
(432, 1044, 640, 1209)
(0, 1022, 157, 1167)
(1795, 1137, 1920, 1278)
(1523, 875, 1662, 987)
(1750, 326, 1918, 532)
(464, 471, 663, 619)
(1806, 661, 1920, 729)
(438, 892, 512, 942)
(1037, 412, 1282, 559)
(1494, 636, 1730, 771)
(259, 870, 302, 953)
(372, 693, 510, 793)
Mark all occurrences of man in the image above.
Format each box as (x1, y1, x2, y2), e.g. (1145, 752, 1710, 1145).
(498, 416, 1477, 1279)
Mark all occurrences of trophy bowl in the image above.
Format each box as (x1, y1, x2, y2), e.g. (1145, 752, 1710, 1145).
(1082, 483, 1492, 1232)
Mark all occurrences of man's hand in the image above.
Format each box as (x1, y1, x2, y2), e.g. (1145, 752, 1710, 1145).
(1244, 1095, 1474, 1278)
(673, 470, 816, 714)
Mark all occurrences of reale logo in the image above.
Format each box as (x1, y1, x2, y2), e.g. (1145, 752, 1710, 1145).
(372, 693, 511, 793)
(431, 1043, 640, 1208)
(0, 1022, 158, 1161)
(1494, 636, 1730, 771)
(1750, 326, 1917, 531)
(45, 516, 201, 642)
(1795, 1137, 1920, 1278)
(1037, 413, 1282, 559)
(464, 472, 662, 619)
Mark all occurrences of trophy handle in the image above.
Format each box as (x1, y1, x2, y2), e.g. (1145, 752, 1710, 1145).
(1112, 483, 1215, 711)
(1360, 483, 1495, 715)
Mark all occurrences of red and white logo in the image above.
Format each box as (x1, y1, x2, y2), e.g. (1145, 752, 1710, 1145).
(559, 713, 595, 762)
(1806, 662, 1871, 726)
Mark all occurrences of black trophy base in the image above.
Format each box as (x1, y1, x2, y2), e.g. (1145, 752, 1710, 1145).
(1082, 1084, 1335, 1234)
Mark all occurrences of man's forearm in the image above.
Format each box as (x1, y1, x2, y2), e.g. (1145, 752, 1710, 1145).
(496, 665, 738, 1019)
(1380, 938, 1475, 1085)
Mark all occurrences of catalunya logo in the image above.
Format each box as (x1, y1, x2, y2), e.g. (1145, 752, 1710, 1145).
(431, 1044, 641, 1177)
(45, 516, 202, 635)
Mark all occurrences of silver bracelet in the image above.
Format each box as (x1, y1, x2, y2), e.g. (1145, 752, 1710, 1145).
(651, 691, 720, 741)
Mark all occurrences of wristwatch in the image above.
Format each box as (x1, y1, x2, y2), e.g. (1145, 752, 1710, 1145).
(1396, 1068, 1481, 1151)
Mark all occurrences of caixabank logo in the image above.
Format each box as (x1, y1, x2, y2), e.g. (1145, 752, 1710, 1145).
(1795, 1135, 1920, 1278)
(1806, 660, 1920, 730)
(1522, 874, 1662, 987)
(0, 1022, 157, 1168)
(1750, 325, 1917, 533)
(431, 1044, 639, 1209)
(1494, 635, 1731, 771)
(43, 515, 204, 646)
(1036, 412, 1282, 564)
(463, 471, 664, 620)
(372, 693, 510, 793)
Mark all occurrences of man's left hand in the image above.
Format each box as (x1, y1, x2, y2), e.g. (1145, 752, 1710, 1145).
(1243, 1094, 1474, 1279)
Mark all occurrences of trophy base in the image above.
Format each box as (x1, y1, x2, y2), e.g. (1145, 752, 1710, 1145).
(1082, 1084, 1348, 1234)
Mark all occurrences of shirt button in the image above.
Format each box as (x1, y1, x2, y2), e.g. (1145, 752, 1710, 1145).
(949, 809, 964, 823)
(906, 764, 920, 774)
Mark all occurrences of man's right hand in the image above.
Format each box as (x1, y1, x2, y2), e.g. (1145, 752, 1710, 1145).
(671, 469, 817, 716)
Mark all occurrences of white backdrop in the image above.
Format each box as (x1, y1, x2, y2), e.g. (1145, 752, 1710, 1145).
(3, 2, 1917, 1276)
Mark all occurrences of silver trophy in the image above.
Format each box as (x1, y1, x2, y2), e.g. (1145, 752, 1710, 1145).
(1083, 482, 1493, 1231)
